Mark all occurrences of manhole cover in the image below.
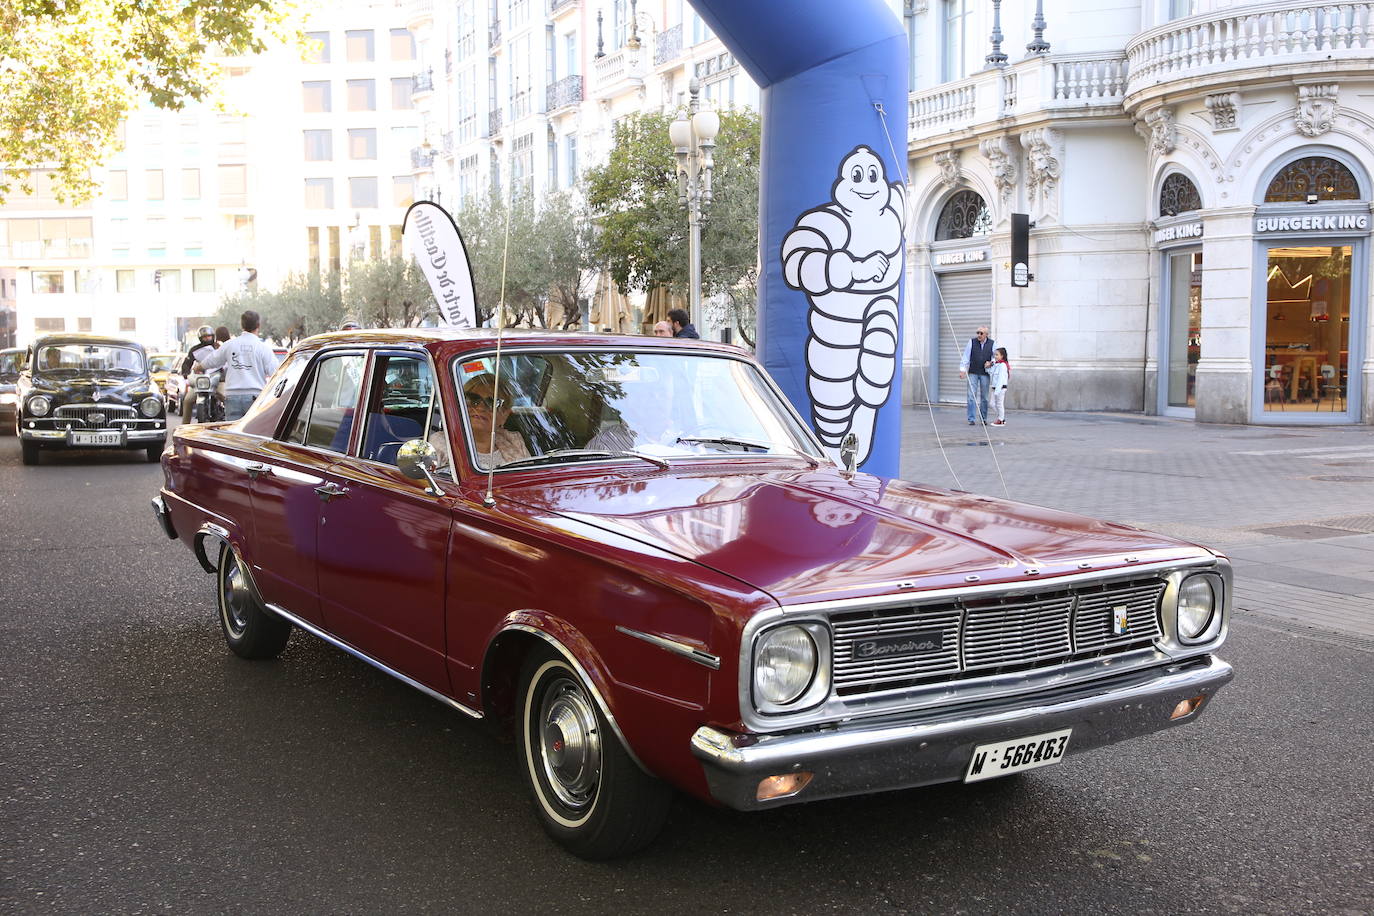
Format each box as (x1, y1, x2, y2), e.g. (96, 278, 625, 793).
(1309, 475, 1374, 483)
(1251, 524, 1364, 539)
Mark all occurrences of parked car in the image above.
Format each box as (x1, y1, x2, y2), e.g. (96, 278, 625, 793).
(18, 333, 167, 464)
(152, 329, 1234, 859)
(148, 353, 180, 404)
(0, 346, 24, 432)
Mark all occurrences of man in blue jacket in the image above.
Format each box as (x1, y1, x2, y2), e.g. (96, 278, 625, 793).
(959, 326, 994, 425)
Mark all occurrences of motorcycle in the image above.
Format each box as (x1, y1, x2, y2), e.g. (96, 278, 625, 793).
(183, 368, 225, 423)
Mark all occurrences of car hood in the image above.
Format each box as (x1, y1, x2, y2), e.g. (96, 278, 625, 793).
(506, 465, 1212, 605)
(26, 374, 152, 405)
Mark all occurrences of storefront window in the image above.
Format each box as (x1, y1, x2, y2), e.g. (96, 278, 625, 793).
(935, 190, 991, 240)
(1167, 250, 1202, 408)
(1262, 245, 1351, 412)
(1264, 158, 1359, 203)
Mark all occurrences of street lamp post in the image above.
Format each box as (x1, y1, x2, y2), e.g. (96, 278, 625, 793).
(669, 78, 719, 327)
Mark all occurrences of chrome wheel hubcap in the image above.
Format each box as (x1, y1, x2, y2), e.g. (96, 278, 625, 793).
(538, 677, 601, 810)
(221, 555, 250, 637)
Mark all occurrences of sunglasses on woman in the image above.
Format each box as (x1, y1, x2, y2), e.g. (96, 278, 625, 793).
(465, 391, 505, 410)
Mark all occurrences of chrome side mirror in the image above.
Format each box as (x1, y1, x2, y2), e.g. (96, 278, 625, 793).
(397, 439, 445, 496)
(839, 432, 858, 474)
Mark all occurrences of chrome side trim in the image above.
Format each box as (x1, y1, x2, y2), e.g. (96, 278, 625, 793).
(615, 625, 721, 670)
(500, 623, 649, 773)
(266, 602, 483, 720)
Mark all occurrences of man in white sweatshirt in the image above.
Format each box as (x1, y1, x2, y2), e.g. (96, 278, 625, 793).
(196, 309, 281, 421)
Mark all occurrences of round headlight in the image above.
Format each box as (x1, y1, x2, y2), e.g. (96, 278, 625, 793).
(27, 395, 50, 417)
(140, 396, 162, 418)
(1178, 576, 1217, 641)
(754, 625, 817, 705)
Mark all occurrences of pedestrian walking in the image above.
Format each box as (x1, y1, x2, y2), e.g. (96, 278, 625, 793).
(989, 347, 1010, 426)
(196, 309, 282, 421)
(668, 308, 700, 339)
(959, 326, 994, 425)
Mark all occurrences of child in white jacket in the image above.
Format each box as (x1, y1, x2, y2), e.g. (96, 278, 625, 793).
(988, 348, 1010, 426)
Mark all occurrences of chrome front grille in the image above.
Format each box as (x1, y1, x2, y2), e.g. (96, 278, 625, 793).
(53, 405, 138, 428)
(830, 577, 1166, 696)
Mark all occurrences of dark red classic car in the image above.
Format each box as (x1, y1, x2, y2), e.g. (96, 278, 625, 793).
(152, 329, 1233, 858)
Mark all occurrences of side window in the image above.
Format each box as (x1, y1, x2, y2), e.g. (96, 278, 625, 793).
(282, 353, 366, 450)
(358, 353, 439, 465)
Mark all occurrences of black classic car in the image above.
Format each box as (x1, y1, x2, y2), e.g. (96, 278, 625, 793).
(17, 334, 167, 464)
(0, 346, 23, 431)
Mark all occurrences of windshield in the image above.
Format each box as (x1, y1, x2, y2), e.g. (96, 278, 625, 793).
(35, 344, 145, 377)
(148, 355, 177, 373)
(454, 350, 822, 471)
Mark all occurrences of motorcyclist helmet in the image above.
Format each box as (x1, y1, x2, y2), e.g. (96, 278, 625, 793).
(196, 325, 214, 341)
(340, 318, 362, 331)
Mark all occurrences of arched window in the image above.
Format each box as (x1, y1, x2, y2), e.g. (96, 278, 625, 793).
(935, 190, 991, 240)
(1264, 156, 1360, 203)
(1159, 173, 1201, 216)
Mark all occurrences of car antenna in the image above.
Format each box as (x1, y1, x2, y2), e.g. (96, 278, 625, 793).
(485, 182, 515, 509)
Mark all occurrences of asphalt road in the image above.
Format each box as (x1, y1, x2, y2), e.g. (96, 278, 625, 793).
(1, 424, 1371, 915)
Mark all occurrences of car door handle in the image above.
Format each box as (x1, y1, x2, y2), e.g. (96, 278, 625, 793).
(314, 482, 349, 502)
(246, 463, 273, 480)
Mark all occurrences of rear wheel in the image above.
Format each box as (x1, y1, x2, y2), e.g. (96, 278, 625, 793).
(217, 544, 290, 659)
(516, 649, 672, 859)
(21, 440, 40, 465)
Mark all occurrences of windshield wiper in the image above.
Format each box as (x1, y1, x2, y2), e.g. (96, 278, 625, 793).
(675, 435, 821, 466)
(497, 448, 670, 471)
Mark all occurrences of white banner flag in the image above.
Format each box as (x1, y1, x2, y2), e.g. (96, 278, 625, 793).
(403, 201, 477, 328)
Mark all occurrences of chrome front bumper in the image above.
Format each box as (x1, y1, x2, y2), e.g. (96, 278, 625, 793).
(691, 655, 1233, 810)
(20, 424, 165, 443)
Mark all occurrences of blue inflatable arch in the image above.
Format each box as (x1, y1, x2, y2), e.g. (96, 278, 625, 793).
(689, 0, 908, 476)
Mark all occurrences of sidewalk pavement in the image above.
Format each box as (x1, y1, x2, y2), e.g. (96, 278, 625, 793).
(898, 405, 1374, 644)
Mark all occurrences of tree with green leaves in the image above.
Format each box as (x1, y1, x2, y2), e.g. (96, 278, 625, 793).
(582, 107, 761, 343)
(534, 191, 598, 330)
(344, 256, 434, 328)
(0, 0, 303, 204)
(213, 270, 342, 344)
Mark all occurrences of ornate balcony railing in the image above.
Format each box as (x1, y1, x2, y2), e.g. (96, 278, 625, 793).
(489, 20, 502, 50)
(488, 107, 503, 136)
(908, 82, 977, 136)
(546, 74, 583, 111)
(593, 45, 647, 95)
(1126, 1, 1374, 103)
(551, 0, 578, 12)
(413, 67, 434, 94)
(908, 52, 1129, 145)
(655, 23, 683, 66)
(410, 146, 436, 170)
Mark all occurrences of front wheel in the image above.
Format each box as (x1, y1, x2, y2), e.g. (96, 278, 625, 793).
(217, 544, 290, 659)
(517, 650, 672, 859)
(21, 440, 40, 465)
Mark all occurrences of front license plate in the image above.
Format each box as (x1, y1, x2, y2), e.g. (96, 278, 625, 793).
(964, 728, 1072, 782)
(70, 431, 123, 446)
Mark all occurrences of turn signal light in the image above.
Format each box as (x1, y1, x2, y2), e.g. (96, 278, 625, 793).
(756, 772, 813, 801)
(1170, 694, 1206, 720)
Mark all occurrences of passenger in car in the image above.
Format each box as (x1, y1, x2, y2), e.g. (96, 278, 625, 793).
(451, 372, 530, 470)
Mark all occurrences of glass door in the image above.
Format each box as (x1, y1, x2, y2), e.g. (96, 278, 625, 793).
(1261, 245, 1351, 413)
(1165, 250, 1202, 411)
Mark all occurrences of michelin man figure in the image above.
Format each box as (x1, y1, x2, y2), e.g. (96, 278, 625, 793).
(781, 145, 905, 468)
